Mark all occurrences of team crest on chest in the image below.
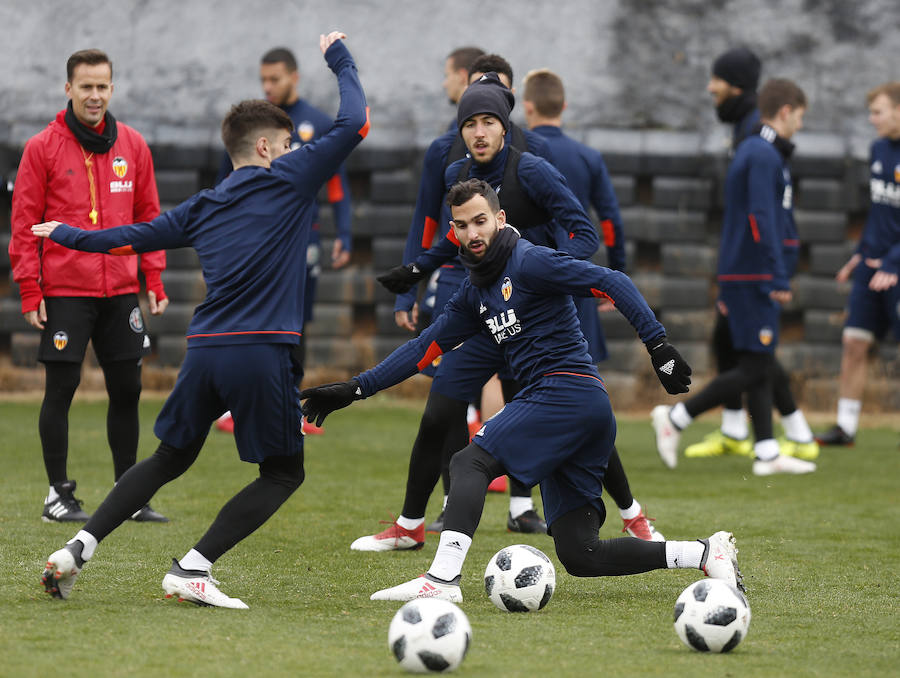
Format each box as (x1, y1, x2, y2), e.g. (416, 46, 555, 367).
(112, 156, 128, 178)
(298, 121, 315, 142)
(759, 326, 774, 346)
(53, 331, 69, 351)
(128, 307, 144, 333)
(501, 276, 513, 302)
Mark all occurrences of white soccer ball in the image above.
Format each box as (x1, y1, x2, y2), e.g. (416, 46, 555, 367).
(673, 578, 751, 653)
(388, 598, 472, 673)
(483, 544, 556, 612)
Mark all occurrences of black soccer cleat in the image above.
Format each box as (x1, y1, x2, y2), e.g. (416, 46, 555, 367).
(814, 424, 855, 447)
(507, 509, 547, 534)
(130, 504, 170, 522)
(426, 510, 445, 534)
(41, 480, 90, 523)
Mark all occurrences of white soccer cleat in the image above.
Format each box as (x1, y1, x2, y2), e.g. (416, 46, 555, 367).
(699, 531, 744, 592)
(41, 544, 84, 600)
(752, 454, 817, 476)
(370, 574, 463, 603)
(350, 521, 425, 552)
(651, 405, 680, 469)
(162, 559, 249, 609)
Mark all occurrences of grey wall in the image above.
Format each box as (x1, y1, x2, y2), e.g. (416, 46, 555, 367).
(1, 0, 897, 153)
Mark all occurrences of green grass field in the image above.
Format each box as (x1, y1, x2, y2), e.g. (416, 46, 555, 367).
(0, 396, 897, 677)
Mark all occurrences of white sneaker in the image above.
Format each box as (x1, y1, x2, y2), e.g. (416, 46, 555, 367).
(753, 454, 817, 476)
(699, 531, 744, 592)
(162, 559, 249, 609)
(370, 574, 463, 603)
(41, 544, 84, 599)
(651, 405, 680, 469)
(350, 521, 425, 552)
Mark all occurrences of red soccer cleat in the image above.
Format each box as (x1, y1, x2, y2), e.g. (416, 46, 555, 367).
(487, 475, 508, 493)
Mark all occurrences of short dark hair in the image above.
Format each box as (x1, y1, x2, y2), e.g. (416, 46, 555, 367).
(523, 68, 565, 117)
(447, 46, 485, 73)
(221, 99, 294, 160)
(261, 47, 298, 72)
(758, 78, 807, 119)
(867, 81, 900, 107)
(67, 49, 112, 82)
(468, 54, 513, 84)
(446, 178, 501, 213)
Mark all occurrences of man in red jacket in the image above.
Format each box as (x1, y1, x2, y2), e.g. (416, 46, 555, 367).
(9, 49, 169, 523)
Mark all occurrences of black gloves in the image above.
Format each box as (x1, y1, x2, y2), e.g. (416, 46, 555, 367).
(646, 336, 692, 394)
(376, 263, 426, 294)
(299, 380, 364, 427)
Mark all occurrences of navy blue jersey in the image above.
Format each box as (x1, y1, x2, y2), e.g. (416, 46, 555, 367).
(394, 127, 552, 313)
(356, 237, 664, 396)
(217, 96, 353, 252)
(48, 41, 368, 349)
(858, 137, 900, 274)
(717, 133, 789, 291)
(530, 125, 626, 272)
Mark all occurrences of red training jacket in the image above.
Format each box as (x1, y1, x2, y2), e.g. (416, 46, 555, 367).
(9, 109, 166, 313)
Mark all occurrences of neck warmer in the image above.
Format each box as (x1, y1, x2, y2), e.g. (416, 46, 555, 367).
(754, 123, 796, 159)
(459, 226, 520, 288)
(716, 91, 757, 124)
(64, 101, 118, 154)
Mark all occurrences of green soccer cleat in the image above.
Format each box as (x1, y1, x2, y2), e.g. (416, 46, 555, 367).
(685, 431, 752, 458)
(778, 437, 821, 460)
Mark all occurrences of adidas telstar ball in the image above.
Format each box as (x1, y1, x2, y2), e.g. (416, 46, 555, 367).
(673, 578, 751, 653)
(484, 544, 555, 612)
(388, 598, 471, 673)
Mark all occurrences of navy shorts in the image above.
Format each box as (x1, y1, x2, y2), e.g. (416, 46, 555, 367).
(719, 285, 780, 353)
(38, 294, 149, 365)
(155, 343, 304, 463)
(472, 372, 613, 526)
(845, 263, 900, 341)
(431, 332, 505, 403)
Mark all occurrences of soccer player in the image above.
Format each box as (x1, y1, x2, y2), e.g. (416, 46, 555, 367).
(8, 49, 169, 524)
(651, 79, 817, 476)
(300, 179, 742, 602)
(35, 31, 368, 609)
(816, 82, 900, 446)
(215, 45, 354, 436)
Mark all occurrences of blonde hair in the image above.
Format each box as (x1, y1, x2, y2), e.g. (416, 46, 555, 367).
(522, 68, 565, 118)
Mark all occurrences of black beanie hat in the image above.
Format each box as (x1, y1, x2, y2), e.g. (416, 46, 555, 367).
(457, 72, 515, 133)
(712, 47, 761, 92)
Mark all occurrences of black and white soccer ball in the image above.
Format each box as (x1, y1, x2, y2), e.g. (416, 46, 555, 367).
(673, 578, 751, 653)
(483, 544, 556, 612)
(388, 598, 471, 673)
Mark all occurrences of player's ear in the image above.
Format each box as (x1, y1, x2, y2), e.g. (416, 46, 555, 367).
(496, 209, 507, 225)
(255, 135, 269, 160)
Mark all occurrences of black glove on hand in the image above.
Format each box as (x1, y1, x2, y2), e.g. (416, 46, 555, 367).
(376, 263, 425, 294)
(299, 380, 363, 427)
(646, 337, 692, 394)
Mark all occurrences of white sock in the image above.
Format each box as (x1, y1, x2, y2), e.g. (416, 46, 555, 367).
(665, 540, 705, 569)
(68, 530, 98, 561)
(619, 499, 641, 520)
(179, 549, 213, 573)
(669, 402, 692, 430)
(428, 530, 472, 582)
(837, 398, 862, 437)
(754, 438, 779, 462)
(509, 496, 534, 519)
(46, 485, 60, 503)
(781, 410, 813, 443)
(441, 496, 448, 510)
(721, 408, 748, 440)
(396, 515, 424, 530)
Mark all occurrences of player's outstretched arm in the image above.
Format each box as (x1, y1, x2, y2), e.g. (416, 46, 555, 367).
(301, 380, 363, 426)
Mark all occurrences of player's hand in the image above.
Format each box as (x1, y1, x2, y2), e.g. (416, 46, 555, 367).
(148, 290, 169, 315)
(377, 263, 425, 294)
(646, 337, 692, 394)
(835, 253, 861, 283)
(770, 289, 792, 304)
(597, 299, 615, 313)
(31, 221, 62, 238)
(716, 299, 729, 316)
(331, 240, 351, 269)
(320, 31, 347, 54)
(300, 380, 363, 427)
(869, 270, 898, 291)
(395, 304, 418, 332)
(24, 299, 47, 330)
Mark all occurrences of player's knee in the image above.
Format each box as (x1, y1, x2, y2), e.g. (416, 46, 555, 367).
(103, 361, 142, 403)
(152, 439, 203, 479)
(420, 392, 465, 437)
(448, 442, 496, 483)
(553, 537, 599, 578)
(260, 455, 305, 492)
